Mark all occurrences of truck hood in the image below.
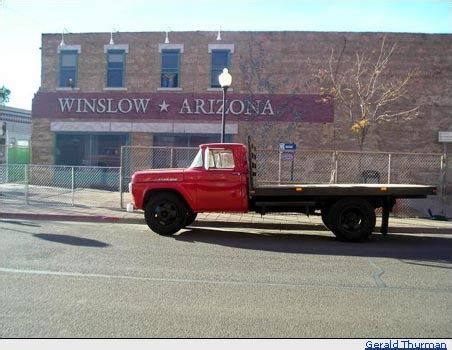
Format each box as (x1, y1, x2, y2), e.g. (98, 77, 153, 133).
(132, 168, 185, 183)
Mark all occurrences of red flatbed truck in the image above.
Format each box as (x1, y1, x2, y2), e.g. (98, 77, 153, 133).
(128, 137, 436, 242)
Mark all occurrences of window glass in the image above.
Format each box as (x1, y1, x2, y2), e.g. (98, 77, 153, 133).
(61, 53, 77, 67)
(161, 49, 180, 88)
(208, 149, 235, 169)
(211, 50, 230, 87)
(189, 149, 203, 168)
(59, 50, 77, 87)
(107, 50, 125, 87)
(55, 133, 127, 166)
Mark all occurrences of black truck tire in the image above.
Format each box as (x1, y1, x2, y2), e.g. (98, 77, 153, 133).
(321, 206, 331, 230)
(328, 198, 376, 242)
(184, 211, 198, 227)
(144, 192, 187, 235)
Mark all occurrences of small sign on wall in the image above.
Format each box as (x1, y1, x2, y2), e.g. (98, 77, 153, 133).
(439, 131, 452, 143)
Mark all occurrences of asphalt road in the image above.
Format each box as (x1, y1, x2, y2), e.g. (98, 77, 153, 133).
(0, 219, 451, 338)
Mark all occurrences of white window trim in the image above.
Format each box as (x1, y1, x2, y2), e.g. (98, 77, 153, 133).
(208, 44, 234, 53)
(104, 44, 129, 53)
(158, 43, 184, 53)
(103, 87, 128, 91)
(56, 87, 80, 91)
(57, 45, 81, 54)
(157, 87, 183, 91)
(207, 87, 234, 92)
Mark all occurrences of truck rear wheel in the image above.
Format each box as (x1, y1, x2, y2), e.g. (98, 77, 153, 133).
(144, 193, 187, 235)
(328, 198, 376, 242)
(321, 207, 331, 229)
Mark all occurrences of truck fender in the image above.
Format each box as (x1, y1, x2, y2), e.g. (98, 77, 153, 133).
(142, 186, 195, 213)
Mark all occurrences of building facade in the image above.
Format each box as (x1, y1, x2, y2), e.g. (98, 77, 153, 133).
(32, 31, 452, 167)
(0, 105, 31, 164)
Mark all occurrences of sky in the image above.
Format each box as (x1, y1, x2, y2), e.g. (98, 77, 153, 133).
(0, 0, 451, 110)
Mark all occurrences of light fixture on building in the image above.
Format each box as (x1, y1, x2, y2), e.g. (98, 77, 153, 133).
(218, 68, 232, 143)
(60, 28, 69, 46)
(217, 27, 222, 41)
(165, 30, 170, 44)
(109, 31, 115, 45)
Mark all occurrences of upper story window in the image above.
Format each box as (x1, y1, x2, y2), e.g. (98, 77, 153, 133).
(106, 49, 125, 88)
(210, 50, 230, 88)
(59, 50, 78, 88)
(208, 44, 234, 89)
(161, 49, 180, 88)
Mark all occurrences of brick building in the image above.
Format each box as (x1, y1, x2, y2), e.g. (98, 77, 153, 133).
(32, 31, 452, 167)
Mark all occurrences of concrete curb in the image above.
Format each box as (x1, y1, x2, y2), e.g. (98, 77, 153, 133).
(1, 212, 451, 235)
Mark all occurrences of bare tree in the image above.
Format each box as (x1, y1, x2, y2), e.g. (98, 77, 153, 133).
(0, 85, 11, 105)
(317, 35, 420, 150)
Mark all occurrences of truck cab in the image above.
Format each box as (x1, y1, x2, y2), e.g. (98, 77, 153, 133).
(129, 143, 249, 235)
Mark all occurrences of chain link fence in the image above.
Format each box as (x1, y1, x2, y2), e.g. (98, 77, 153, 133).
(0, 145, 447, 218)
(253, 149, 443, 186)
(120, 146, 447, 218)
(0, 164, 120, 207)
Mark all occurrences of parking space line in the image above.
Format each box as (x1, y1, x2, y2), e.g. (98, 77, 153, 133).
(1, 266, 450, 294)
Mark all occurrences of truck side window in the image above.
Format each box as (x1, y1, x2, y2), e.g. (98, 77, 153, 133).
(208, 149, 235, 169)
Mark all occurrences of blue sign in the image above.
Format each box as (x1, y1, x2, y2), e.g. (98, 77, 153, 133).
(279, 142, 297, 151)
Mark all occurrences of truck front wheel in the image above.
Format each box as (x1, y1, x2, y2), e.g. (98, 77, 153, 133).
(144, 193, 187, 235)
(328, 198, 376, 242)
(184, 211, 197, 227)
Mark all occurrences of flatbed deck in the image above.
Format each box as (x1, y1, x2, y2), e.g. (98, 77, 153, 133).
(252, 183, 437, 198)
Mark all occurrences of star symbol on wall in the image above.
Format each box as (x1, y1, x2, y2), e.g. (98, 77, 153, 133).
(158, 100, 170, 112)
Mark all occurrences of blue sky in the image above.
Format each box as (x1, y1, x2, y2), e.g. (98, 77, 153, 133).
(0, 0, 451, 109)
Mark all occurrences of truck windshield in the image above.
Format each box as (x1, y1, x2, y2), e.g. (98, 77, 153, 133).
(189, 149, 203, 168)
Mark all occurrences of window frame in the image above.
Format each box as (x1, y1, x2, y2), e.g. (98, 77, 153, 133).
(210, 49, 230, 88)
(106, 49, 126, 88)
(58, 50, 78, 88)
(161, 49, 181, 88)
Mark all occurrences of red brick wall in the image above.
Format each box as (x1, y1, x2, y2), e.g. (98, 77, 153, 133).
(35, 31, 452, 155)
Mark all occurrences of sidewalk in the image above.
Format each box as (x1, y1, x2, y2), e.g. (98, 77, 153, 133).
(0, 200, 451, 234)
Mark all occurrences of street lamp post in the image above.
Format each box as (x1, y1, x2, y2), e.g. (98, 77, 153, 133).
(218, 68, 232, 143)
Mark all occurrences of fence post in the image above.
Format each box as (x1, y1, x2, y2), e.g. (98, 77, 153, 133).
(24, 164, 29, 204)
(119, 146, 124, 209)
(333, 151, 338, 184)
(440, 153, 447, 199)
(278, 150, 282, 184)
(387, 153, 392, 184)
(71, 166, 75, 206)
(170, 148, 174, 168)
(119, 164, 123, 209)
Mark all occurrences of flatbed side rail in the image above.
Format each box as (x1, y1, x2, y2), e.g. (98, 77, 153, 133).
(247, 136, 257, 195)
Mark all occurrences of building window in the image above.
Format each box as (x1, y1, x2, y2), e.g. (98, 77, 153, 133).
(211, 50, 230, 88)
(161, 49, 180, 88)
(59, 50, 78, 87)
(107, 50, 125, 87)
(55, 133, 128, 167)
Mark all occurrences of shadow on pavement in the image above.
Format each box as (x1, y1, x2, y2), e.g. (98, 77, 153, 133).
(33, 233, 110, 248)
(0, 220, 41, 227)
(176, 227, 452, 263)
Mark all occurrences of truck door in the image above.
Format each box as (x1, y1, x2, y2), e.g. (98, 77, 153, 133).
(196, 148, 244, 212)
